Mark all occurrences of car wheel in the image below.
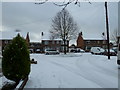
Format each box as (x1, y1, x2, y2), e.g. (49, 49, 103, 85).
(91, 52, 94, 54)
(46, 53, 49, 55)
(117, 60, 120, 65)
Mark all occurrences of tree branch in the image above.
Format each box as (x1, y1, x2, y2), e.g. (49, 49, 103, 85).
(35, 0, 48, 5)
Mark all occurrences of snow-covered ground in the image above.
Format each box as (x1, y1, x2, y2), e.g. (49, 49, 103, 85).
(24, 53, 118, 88)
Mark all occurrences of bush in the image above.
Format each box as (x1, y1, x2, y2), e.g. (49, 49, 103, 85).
(2, 34, 31, 83)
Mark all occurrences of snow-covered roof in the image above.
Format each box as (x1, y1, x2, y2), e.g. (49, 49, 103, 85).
(83, 38, 104, 40)
(1, 31, 27, 40)
(82, 33, 106, 40)
(42, 38, 63, 41)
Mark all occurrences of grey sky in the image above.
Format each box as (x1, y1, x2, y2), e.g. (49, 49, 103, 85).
(1, 2, 118, 43)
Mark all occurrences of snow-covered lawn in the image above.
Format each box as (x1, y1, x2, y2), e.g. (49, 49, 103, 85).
(25, 53, 118, 88)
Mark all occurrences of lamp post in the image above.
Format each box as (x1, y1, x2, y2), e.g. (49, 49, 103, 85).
(105, 2, 110, 59)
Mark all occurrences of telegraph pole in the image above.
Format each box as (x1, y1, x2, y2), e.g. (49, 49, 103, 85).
(105, 2, 110, 59)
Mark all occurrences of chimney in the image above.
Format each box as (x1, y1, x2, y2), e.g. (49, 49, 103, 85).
(41, 32, 44, 36)
(26, 32, 30, 46)
(79, 32, 83, 36)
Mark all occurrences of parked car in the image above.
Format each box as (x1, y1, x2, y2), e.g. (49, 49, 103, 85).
(103, 49, 117, 56)
(112, 47, 118, 54)
(80, 49, 85, 53)
(70, 48, 85, 53)
(117, 39, 120, 65)
(90, 47, 105, 55)
(29, 49, 34, 53)
(70, 49, 77, 53)
(45, 49, 59, 55)
(35, 49, 41, 53)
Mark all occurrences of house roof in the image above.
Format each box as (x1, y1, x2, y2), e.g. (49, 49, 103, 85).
(83, 38, 105, 40)
(1, 31, 27, 40)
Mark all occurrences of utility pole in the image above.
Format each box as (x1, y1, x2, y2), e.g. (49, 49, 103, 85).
(105, 2, 110, 59)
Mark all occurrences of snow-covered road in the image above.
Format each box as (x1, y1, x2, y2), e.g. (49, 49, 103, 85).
(25, 53, 118, 88)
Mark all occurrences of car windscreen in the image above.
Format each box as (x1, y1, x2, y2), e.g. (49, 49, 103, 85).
(97, 48, 100, 51)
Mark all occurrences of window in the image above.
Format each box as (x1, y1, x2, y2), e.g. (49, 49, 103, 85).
(61, 41, 63, 44)
(42, 41, 44, 44)
(52, 41, 55, 44)
(86, 46, 91, 50)
(86, 41, 90, 44)
(97, 48, 100, 51)
(93, 41, 96, 44)
(56, 41, 59, 44)
(97, 41, 100, 44)
(5, 40, 8, 44)
(45, 41, 48, 45)
(103, 40, 106, 44)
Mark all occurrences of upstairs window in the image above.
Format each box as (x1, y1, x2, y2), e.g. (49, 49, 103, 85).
(56, 41, 59, 44)
(45, 41, 48, 45)
(86, 41, 90, 44)
(52, 41, 55, 44)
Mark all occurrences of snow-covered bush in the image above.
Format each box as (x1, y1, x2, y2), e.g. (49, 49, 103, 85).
(2, 34, 31, 84)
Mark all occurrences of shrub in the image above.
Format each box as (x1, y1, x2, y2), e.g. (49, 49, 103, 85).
(2, 34, 31, 83)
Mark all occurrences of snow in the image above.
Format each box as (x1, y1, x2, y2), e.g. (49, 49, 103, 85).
(83, 38, 104, 40)
(25, 53, 118, 88)
(0, 76, 16, 88)
(16, 80, 23, 88)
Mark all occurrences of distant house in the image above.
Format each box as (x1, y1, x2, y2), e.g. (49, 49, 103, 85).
(0, 32, 30, 52)
(26, 32, 30, 46)
(29, 42, 42, 53)
(76, 32, 107, 52)
(0, 39, 12, 51)
(41, 40, 69, 52)
(84, 39, 107, 52)
(0, 32, 70, 53)
(76, 32, 84, 49)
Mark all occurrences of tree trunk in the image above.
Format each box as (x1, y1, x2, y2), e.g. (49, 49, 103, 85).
(63, 39, 66, 54)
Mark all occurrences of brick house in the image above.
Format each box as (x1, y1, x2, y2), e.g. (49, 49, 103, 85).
(0, 33, 30, 52)
(29, 42, 42, 53)
(84, 39, 107, 52)
(29, 40, 69, 53)
(76, 32, 84, 49)
(0, 39, 12, 51)
(41, 40, 69, 52)
(0, 32, 69, 53)
(26, 32, 30, 46)
(76, 32, 107, 52)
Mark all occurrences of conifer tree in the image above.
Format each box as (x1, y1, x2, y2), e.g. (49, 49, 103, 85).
(2, 34, 31, 83)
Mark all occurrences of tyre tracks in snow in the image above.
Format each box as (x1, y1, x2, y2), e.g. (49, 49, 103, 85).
(75, 54, 118, 88)
(45, 54, 117, 88)
(45, 56, 102, 88)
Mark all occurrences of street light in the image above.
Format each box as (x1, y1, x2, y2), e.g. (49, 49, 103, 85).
(105, 2, 110, 59)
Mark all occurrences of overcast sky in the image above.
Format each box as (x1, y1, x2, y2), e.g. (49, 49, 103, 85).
(0, 2, 118, 44)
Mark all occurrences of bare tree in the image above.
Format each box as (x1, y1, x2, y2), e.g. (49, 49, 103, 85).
(50, 9, 79, 54)
(49, 30, 59, 40)
(35, 0, 91, 10)
(110, 29, 118, 44)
